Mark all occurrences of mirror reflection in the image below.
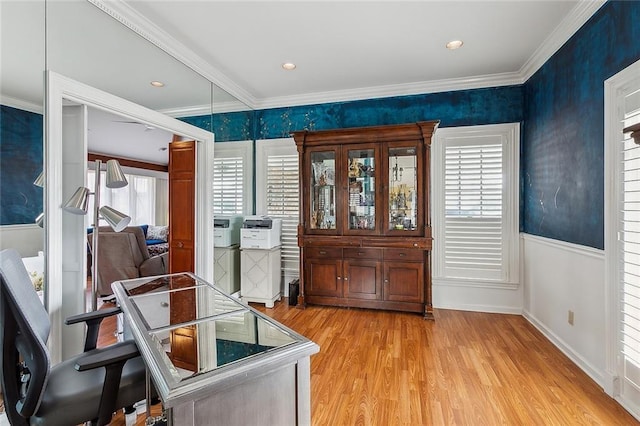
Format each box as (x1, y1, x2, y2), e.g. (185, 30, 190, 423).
(1, 0, 254, 361)
(0, 0, 46, 288)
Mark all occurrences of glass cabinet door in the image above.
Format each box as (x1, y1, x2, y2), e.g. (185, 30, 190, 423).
(388, 147, 418, 231)
(310, 151, 336, 230)
(347, 148, 376, 231)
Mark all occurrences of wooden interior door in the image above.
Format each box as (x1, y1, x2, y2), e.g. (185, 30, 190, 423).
(169, 140, 196, 273)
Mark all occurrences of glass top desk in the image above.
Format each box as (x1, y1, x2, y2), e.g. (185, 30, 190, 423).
(112, 272, 319, 426)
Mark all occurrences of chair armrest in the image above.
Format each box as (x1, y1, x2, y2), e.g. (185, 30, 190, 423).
(74, 341, 140, 372)
(74, 341, 142, 425)
(65, 307, 122, 352)
(139, 253, 167, 276)
(65, 306, 121, 325)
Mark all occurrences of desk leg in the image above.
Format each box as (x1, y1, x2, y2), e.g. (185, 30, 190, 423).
(146, 366, 152, 419)
(297, 357, 312, 426)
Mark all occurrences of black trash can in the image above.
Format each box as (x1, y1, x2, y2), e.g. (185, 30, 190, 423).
(289, 278, 299, 306)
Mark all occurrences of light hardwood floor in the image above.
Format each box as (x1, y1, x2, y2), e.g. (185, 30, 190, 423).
(104, 301, 638, 425)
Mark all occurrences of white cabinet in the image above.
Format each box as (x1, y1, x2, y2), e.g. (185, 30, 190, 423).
(240, 247, 281, 308)
(213, 245, 240, 294)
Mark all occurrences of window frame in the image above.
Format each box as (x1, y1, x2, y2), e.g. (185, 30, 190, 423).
(432, 123, 520, 289)
(255, 138, 300, 283)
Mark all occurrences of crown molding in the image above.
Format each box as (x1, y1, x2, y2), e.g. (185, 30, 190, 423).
(254, 71, 524, 110)
(0, 95, 43, 114)
(159, 100, 252, 118)
(87, 0, 257, 108)
(519, 0, 606, 82)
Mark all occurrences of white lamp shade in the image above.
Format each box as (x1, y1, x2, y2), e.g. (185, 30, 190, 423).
(63, 187, 90, 215)
(35, 212, 44, 228)
(33, 171, 45, 188)
(99, 205, 131, 232)
(105, 159, 128, 189)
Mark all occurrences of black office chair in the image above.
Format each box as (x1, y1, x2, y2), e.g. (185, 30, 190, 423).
(0, 248, 147, 426)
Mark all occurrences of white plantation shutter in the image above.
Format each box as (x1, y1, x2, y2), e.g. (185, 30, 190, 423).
(618, 91, 640, 396)
(212, 141, 253, 216)
(605, 62, 640, 412)
(433, 124, 519, 285)
(213, 156, 243, 215)
(444, 143, 503, 279)
(256, 139, 300, 284)
(264, 154, 299, 274)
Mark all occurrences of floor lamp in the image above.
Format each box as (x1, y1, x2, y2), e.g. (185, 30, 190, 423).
(63, 159, 131, 311)
(34, 171, 45, 227)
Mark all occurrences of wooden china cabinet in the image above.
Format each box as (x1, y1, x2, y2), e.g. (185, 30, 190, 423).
(292, 121, 438, 318)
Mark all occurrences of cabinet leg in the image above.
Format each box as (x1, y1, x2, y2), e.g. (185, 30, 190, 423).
(296, 294, 306, 309)
(423, 305, 435, 320)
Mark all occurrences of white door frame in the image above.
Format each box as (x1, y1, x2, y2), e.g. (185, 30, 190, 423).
(45, 71, 214, 362)
(604, 59, 640, 414)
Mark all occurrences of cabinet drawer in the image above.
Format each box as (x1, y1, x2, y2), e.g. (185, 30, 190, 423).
(305, 247, 342, 259)
(383, 249, 424, 262)
(343, 248, 382, 260)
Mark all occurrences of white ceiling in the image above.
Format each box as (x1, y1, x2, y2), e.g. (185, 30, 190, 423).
(87, 107, 174, 165)
(119, 0, 603, 109)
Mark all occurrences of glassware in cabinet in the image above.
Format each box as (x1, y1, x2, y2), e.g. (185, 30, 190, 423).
(347, 148, 376, 231)
(388, 147, 418, 232)
(310, 150, 336, 230)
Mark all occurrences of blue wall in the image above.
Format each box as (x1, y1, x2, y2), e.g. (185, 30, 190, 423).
(0, 105, 43, 225)
(178, 86, 524, 143)
(180, 109, 254, 142)
(523, 0, 640, 249)
(253, 86, 523, 139)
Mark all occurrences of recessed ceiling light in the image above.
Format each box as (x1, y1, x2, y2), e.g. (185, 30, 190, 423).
(282, 62, 296, 71)
(150, 81, 165, 87)
(446, 40, 464, 50)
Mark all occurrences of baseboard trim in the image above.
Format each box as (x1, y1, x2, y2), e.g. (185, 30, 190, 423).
(523, 309, 604, 389)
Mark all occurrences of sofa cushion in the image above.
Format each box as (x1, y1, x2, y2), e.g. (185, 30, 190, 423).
(147, 225, 168, 242)
(145, 239, 165, 246)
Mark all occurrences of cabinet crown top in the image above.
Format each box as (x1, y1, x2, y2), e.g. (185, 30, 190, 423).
(292, 121, 439, 146)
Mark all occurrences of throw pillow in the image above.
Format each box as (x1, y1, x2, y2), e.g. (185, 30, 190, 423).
(147, 225, 168, 242)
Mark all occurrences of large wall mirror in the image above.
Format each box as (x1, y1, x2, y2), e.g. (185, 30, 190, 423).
(0, 0, 254, 362)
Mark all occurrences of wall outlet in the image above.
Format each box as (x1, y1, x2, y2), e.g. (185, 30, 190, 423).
(568, 310, 575, 326)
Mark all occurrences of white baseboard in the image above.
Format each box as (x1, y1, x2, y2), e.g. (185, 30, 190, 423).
(523, 309, 604, 388)
(432, 279, 523, 314)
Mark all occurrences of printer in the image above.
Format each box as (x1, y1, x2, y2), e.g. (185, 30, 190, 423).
(240, 215, 282, 249)
(213, 215, 243, 247)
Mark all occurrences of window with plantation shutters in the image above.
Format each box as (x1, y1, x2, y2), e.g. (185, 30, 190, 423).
(433, 124, 519, 285)
(212, 141, 253, 215)
(619, 116, 640, 394)
(606, 66, 640, 408)
(256, 139, 300, 285)
(213, 156, 243, 214)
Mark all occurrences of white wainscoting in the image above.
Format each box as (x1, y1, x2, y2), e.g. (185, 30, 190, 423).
(432, 279, 523, 314)
(0, 224, 44, 257)
(521, 233, 605, 388)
